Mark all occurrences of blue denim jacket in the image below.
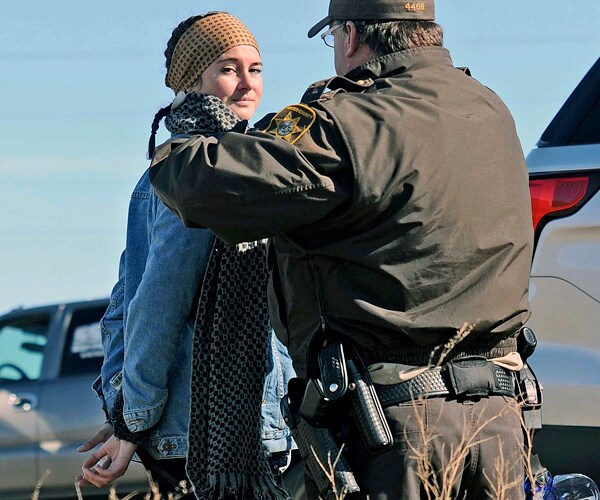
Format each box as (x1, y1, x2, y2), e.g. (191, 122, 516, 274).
(95, 169, 294, 460)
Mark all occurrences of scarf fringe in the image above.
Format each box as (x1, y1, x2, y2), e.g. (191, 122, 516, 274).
(197, 472, 291, 500)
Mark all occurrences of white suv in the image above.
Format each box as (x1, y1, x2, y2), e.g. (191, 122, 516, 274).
(525, 57, 600, 482)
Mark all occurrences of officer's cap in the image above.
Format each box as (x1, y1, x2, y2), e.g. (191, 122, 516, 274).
(308, 0, 435, 38)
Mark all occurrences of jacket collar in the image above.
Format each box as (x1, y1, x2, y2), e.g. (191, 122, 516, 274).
(345, 46, 454, 81)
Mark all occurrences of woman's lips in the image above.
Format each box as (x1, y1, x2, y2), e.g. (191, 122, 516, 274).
(232, 96, 254, 105)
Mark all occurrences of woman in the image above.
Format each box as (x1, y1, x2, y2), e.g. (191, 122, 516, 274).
(78, 12, 294, 499)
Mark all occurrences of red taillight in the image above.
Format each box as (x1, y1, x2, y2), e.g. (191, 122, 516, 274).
(529, 176, 589, 232)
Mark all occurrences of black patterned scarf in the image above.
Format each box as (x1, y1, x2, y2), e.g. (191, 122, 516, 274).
(164, 93, 290, 500)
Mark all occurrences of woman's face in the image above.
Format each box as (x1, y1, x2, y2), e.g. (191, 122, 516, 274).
(192, 45, 263, 121)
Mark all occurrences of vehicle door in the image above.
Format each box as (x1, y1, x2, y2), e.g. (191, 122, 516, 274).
(36, 303, 108, 493)
(0, 312, 50, 496)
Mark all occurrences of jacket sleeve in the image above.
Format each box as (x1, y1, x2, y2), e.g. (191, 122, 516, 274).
(120, 194, 214, 434)
(96, 250, 127, 418)
(149, 106, 353, 245)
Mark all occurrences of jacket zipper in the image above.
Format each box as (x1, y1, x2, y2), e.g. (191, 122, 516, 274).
(310, 259, 327, 333)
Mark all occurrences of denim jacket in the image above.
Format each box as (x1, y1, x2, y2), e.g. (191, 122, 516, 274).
(95, 169, 294, 460)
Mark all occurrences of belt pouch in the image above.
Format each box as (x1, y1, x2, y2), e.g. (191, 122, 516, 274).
(445, 356, 497, 397)
(346, 358, 394, 454)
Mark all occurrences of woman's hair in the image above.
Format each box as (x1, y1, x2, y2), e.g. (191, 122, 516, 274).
(147, 14, 209, 159)
(164, 15, 206, 71)
(148, 12, 259, 159)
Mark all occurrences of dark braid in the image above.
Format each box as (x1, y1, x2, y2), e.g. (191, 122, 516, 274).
(147, 104, 173, 159)
(148, 13, 225, 159)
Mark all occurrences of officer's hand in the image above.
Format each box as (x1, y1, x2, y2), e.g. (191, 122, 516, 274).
(79, 436, 138, 488)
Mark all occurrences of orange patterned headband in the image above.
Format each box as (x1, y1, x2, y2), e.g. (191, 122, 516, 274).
(166, 12, 259, 94)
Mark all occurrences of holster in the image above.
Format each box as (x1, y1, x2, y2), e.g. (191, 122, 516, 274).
(282, 378, 360, 499)
(302, 339, 393, 455)
(298, 341, 349, 428)
(517, 362, 543, 430)
(516, 327, 543, 431)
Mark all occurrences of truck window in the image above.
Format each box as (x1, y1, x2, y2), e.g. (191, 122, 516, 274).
(570, 97, 600, 145)
(60, 306, 105, 376)
(0, 315, 49, 382)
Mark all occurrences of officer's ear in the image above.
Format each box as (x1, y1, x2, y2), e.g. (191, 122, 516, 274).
(343, 21, 360, 58)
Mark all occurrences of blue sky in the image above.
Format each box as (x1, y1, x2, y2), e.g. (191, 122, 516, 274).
(1, 0, 599, 314)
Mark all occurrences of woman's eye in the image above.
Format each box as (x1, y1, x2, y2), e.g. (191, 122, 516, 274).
(221, 67, 236, 74)
(250, 67, 263, 75)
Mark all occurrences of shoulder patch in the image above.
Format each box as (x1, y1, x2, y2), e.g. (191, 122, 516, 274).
(261, 104, 316, 144)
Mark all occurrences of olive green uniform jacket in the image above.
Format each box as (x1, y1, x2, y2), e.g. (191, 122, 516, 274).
(150, 47, 533, 378)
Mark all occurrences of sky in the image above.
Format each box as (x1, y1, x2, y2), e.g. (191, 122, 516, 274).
(1, 0, 599, 314)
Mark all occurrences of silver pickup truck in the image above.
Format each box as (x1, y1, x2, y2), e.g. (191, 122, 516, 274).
(0, 299, 147, 499)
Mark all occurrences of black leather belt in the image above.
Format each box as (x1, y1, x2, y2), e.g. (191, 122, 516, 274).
(374, 360, 516, 408)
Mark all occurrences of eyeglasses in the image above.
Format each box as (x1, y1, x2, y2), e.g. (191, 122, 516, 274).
(321, 23, 344, 48)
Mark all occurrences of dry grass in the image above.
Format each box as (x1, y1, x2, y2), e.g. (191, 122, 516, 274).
(311, 443, 350, 500)
(310, 397, 533, 500)
(406, 397, 526, 500)
(309, 398, 532, 500)
(409, 323, 528, 499)
(311, 323, 537, 500)
(428, 322, 474, 368)
(35, 323, 536, 500)
(31, 469, 52, 500)
(31, 466, 192, 500)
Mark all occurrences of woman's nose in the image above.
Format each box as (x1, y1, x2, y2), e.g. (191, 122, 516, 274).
(237, 70, 253, 90)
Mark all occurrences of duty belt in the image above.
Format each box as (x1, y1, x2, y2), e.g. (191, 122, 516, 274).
(374, 356, 516, 408)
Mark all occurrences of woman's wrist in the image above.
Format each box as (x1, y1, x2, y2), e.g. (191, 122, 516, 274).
(109, 392, 153, 445)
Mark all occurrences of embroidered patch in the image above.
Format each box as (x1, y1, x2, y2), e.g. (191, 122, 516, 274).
(261, 104, 316, 144)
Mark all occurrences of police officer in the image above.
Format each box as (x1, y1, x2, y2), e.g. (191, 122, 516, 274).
(150, 0, 533, 498)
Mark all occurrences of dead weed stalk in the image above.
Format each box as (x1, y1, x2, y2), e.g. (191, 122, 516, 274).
(311, 443, 350, 500)
(33, 464, 192, 500)
(313, 322, 535, 499)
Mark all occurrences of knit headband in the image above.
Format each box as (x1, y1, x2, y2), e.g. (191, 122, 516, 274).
(166, 12, 260, 94)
